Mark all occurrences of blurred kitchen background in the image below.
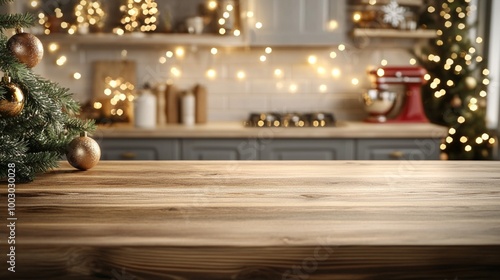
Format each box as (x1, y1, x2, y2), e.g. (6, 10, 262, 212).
(3, 0, 499, 160)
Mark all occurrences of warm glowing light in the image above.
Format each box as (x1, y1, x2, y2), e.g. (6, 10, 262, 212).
(255, 22, 263, 29)
(449, 128, 456, 135)
(170, 67, 182, 77)
(259, 55, 267, 62)
(331, 68, 341, 78)
(265, 47, 272, 54)
(206, 68, 216, 79)
(328, 20, 338, 30)
(446, 136, 453, 143)
(483, 78, 490, 85)
(210, 48, 218, 55)
(93, 102, 103, 109)
(233, 29, 241, 36)
(353, 12, 362, 22)
(330, 51, 337, 59)
(476, 37, 483, 44)
(482, 133, 490, 140)
(56, 55, 67, 66)
(317, 67, 326, 75)
(476, 137, 484, 144)
(73, 72, 82, 80)
(480, 90, 487, 97)
(409, 58, 416, 65)
(48, 43, 59, 52)
(159, 57, 167, 64)
(30, 1, 39, 8)
(440, 144, 446, 150)
(483, 69, 490, 76)
(351, 78, 359, 86)
(489, 138, 496, 145)
(319, 84, 327, 93)
(424, 74, 431, 81)
(237, 71, 246, 80)
(376, 68, 385, 77)
(428, 6, 435, 13)
(465, 145, 472, 152)
(308, 55, 317, 65)
(207, 0, 217, 10)
(175, 47, 185, 58)
(338, 44, 346, 51)
(274, 69, 283, 77)
(381, 59, 388, 66)
(166, 51, 174, 58)
(460, 136, 468, 143)
(457, 116, 465, 124)
(246, 11, 254, 18)
(226, 4, 234, 11)
(289, 84, 298, 93)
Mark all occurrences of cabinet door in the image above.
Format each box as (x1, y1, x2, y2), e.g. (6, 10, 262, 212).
(247, 0, 345, 46)
(356, 139, 441, 160)
(259, 139, 354, 160)
(182, 139, 259, 160)
(100, 139, 180, 160)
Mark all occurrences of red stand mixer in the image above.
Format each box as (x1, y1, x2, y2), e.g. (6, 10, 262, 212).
(366, 66, 429, 123)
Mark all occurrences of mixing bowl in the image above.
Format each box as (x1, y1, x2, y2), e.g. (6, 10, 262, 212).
(361, 89, 397, 122)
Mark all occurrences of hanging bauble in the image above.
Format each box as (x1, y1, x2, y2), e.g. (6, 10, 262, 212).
(66, 132, 101, 171)
(451, 95, 462, 108)
(0, 75, 25, 117)
(7, 28, 44, 68)
(465, 76, 477, 90)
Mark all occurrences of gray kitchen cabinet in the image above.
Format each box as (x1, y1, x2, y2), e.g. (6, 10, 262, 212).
(356, 139, 441, 160)
(246, 0, 346, 46)
(182, 139, 259, 160)
(259, 139, 355, 160)
(99, 139, 181, 160)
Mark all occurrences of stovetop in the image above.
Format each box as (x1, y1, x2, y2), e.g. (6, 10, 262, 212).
(244, 112, 336, 127)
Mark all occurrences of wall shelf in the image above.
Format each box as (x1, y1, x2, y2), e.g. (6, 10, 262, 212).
(38, 33, 246, 48)
(352, 28, 437, 39)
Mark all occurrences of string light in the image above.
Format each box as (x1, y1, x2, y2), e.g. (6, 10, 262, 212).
(308, 55, 317, 65)
(73, 72, 82, 80)
(206, 69, 216, 79)
(120, 0, 158, 32)
(210, 48, 218, 55)
(75, 0, 105, 32)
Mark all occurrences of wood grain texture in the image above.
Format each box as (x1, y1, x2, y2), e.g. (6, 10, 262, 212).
(1, 161, 499, 279)
(94, 121, 448, 139)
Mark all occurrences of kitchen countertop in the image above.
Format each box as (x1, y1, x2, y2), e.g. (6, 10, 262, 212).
(3, 161, 499, 279)
(94, 121, 448, 139)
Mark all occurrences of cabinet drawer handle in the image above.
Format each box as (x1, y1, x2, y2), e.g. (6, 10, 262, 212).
(389, 150, 404, 159)
(120, 152, 137, 160)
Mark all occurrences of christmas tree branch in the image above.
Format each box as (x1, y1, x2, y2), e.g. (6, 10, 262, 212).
(0, 13, 35, 30)
(0, 0, 14, 6)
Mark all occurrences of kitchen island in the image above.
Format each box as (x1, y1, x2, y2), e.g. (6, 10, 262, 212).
(95, 122, 448, 161)
(2, 161, 499, 279)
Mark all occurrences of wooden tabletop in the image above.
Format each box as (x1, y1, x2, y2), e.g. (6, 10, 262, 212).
(2, 161, 499, 279)
(95, 121, 448, 139)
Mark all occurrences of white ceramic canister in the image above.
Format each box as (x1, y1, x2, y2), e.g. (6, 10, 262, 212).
(181, 91, 195, 126)
(134, 83, 157, 128)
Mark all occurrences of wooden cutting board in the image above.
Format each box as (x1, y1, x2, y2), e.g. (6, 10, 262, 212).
(92, 60, 136, 122)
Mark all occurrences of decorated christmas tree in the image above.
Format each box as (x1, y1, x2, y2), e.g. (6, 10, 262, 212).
(0, 0, 98, 182)
(419, 0, 494, 160)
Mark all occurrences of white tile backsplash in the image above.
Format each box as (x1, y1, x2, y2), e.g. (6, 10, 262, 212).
(34, 45, 415, 122)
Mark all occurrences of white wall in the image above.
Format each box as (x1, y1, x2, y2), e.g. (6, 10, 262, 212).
(34, 45, 415, 122)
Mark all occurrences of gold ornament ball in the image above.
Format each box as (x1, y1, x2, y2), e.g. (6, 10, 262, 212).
(66, 132, 101, 171)
(7, 31, 44, 68)
(0, 76, 25, 117)
(465, 76, 477, 90)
